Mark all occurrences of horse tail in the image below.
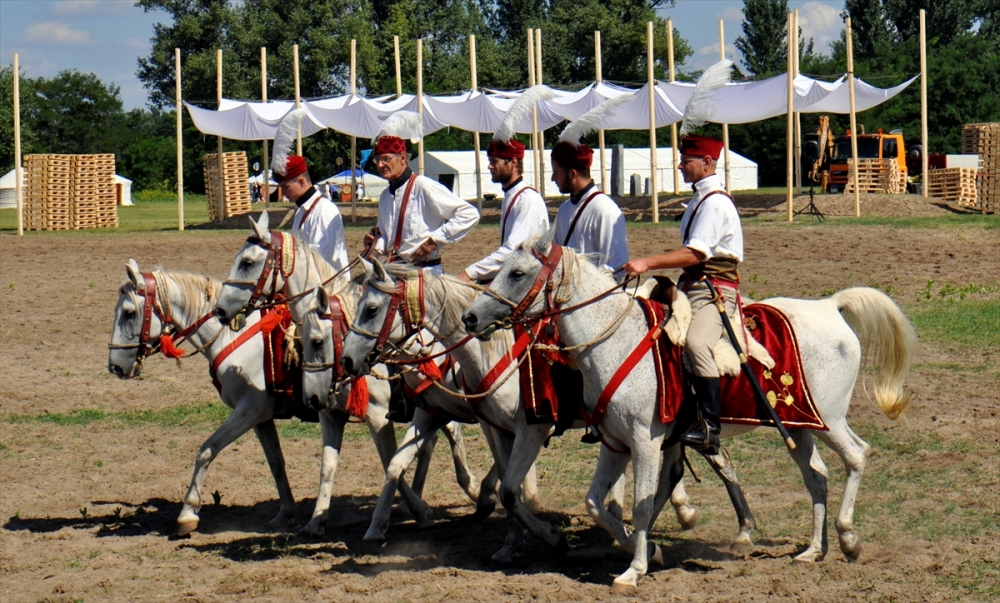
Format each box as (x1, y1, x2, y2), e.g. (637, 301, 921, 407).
(830, 287, 918, 420)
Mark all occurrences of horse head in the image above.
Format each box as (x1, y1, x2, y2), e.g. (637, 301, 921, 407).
(108, 258, 166, 379)
(300, 286, 338, 411)
(462, 224, 557, 340)
(215, 210, 275, 323)
(340, 259, 410, 378)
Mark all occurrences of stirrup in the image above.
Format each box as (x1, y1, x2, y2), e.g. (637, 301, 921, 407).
(679, 419, 719, 450)
(580, 425, 601, 445)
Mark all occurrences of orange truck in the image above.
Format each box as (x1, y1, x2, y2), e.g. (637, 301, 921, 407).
(827, 130, 907, 193)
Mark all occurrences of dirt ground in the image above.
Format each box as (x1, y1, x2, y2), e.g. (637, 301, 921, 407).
(1, 198, 998, 602)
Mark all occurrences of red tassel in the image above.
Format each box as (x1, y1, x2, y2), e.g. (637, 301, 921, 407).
(256, 306, 287, 336)
(417, 358, 443, 382)
(345, 377, 369, 420)
(160, 333, 185, 360)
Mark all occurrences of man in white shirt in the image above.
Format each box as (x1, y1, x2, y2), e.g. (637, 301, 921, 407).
(362, 124, 479, 274)
(459, 138, 548, 283)
(623, 135, 743, 450)
(275, 154, 350, 277)
(549, 141, 630, 274)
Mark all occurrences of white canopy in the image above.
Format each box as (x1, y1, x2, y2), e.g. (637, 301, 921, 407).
(185, 74, 915, 141)
(0, 168, 25, 209)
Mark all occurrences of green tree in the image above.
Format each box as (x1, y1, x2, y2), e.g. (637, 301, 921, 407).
(735, 0, 789, 77)
(1, 65, 39, 175)
(29, 70, 124, 156)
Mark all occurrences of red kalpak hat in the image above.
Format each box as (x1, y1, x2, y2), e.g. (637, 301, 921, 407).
(551, 141, 593, 171)
(680, 135, 724, 160)
(487, 139, 525, 160)
(275, 155, 308, 183)
(373, 136, 407, 156)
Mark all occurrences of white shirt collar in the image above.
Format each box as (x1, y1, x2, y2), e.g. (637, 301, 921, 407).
(692, 173, 724, 197)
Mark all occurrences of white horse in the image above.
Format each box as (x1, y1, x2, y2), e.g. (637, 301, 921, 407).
(211, 211, 489, 530)
(107, 260, 397, 536)
(337, 261, 747, 567)
(461, 226, 917, 588)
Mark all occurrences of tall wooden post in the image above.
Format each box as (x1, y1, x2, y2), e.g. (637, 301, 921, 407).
(846, 17, 860, 217)
(394, 36, 402, 97)
(668, 20, 679, 195)
(417, 39, 424, 176)
(175, 49, 184, 230)
(793, 9, 802, 195)
(920, 9, 929, 199)
(647, 21, 659, 223)
(535, 28, 546, 198)
(216, 49, 224, 222)
(350, 39, 357, 222)
(719, 20, 731, 192)
(261, 47, 269, 210)
(14, 53, 23, 236)
(470, 34, 483, 211)
(527, 30, 539, 189)
(786, 14, 794, 222)
(293, 44, 302, 156)
(595, 31, 607, 193)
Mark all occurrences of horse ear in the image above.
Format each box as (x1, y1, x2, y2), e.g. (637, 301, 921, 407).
(315, 286, 330, 313)
(250, 210, 271, 242)
(353, 255, 373, 285)
(533, 223, 555, 256)
(126, 259, 141, 288)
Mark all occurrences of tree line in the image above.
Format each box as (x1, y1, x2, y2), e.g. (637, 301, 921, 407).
(2, 0, 997, 191)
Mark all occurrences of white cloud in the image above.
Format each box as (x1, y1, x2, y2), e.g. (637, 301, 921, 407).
(691, 43, 738, 71)
(22, 21, 95, 45)
(716, 6, 745, 23)
(798, 2, 843, 53)
(52, 1, 135, 17)
(117, 37, 148, 50)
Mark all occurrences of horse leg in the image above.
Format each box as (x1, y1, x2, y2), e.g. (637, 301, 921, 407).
(496, 426, 564, 553)
(699, 446, 756, 555)
(365, 406, 433, 528)
(251, 419, 296, 530)
(612, 437, 663, 591)
(786, 429, 830, 563)
(815, 424, 869, 561)
(410, 428, 437, 499)
(473, 423, 503, 519)
(300, 410, 346, 536)
(585, 448, 634, 550)
(646, 444, 688, 566)
(670, 478, 699, 530)
(177, 398, 270, 536)
(607, 464, 627, 523)
(439, 421, 481, 503)
(363, 411, 446, 543)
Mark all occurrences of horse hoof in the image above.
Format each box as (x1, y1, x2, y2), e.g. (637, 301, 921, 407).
(554, 533, 570, 556)
(730, 537, 754, 556)
(648, 542, 664, 567)
(416, 517, 436, 530)
(175, 519, 198, 537)
(840, 531, 862, 561)
(611, 576, 639, 593)
(473, 499, 497, 520)
(792, 549, 825, 564)
(359, 536, 386, 553)
(299, 521, 326, 538)
(677, 506, 698, 531)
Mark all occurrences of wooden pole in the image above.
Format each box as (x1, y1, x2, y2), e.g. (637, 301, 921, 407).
(13, 53, 23, 236)
(216, 49, 224, 222)
(394, 36, 402, 97)
(261, 47, 269, 210)
(647, 22, 659, 223)
(846, 17, 860, 217)
(527, 30, 539, 190)
(470, 34, 483, 211)
(920, 9, 929, 200)
(417, 39, 424, 176)
(535, 28, 546, 198)
(293, 44, 302, 156)
(350, 39, 357, 223)
(793, 9, 802, 195)
(719, 20, 731, 192)
(668, 20, 679, 195)
(175, 49, 184, 230)
(786, 14, 794, 222)
(595, 31, 607, 193)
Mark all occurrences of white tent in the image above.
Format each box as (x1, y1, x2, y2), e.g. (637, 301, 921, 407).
(114, 175, 133, 206)
(412, 147, 758, 200)
(0, 168, 25, 209)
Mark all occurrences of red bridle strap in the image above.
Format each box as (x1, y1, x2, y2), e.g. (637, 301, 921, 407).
(245, 230, 287, 309)
(508, 243, 564, 323)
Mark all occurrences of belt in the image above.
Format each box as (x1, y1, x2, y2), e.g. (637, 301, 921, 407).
(387, 255, 441, 268)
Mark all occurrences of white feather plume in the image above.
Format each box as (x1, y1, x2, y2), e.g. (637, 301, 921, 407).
(493, 85, 555, 142)
(557, 94, 633, 146)
(372, 111, 423, 144)
(679, 59, 733, 137)
(271, 107, 308, 175)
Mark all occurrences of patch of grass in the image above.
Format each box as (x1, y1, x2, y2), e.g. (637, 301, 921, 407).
(749, 213, 1000, 229)
(276, 419, 320, 440)
(1, 402, 229, 428)
(908, 298, 1000, 351)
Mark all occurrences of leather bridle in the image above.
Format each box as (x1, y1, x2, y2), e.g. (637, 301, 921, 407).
(350, 271, 429, 367)
(301, 294, 350, 381)
(222, 230, 291, 313)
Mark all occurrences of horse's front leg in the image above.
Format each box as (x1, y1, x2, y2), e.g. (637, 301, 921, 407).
(365, 404, 433, 527)
(363, 410, 446, 543)
(699, 444, 757, 554)
(496, 425, 563, 551)
(585, 446, 633, 549)
(439, 421, 481, 504)
(300, 409, 346, 536)
(612, 435, 663, 592)
(251, 418, 296, 530)
(177, 396, 271, 536)
(670, 478, 699, 530)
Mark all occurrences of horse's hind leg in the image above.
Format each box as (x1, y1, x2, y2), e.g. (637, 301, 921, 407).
(670, 478, 698, 530)
(365, 406, 433, 527)
(439, 421, 482, 504)
(300, 410, 346, 536)
(177, 399, 270, 536)
(786, 429, 830, 563)
(410, 428, 438, 498)
(815, 424, 868, 561)
(699, 445, 756, 554)
(251, 419, 296, 530)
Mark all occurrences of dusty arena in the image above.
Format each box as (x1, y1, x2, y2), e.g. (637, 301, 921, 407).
(1, 199, 997, 602)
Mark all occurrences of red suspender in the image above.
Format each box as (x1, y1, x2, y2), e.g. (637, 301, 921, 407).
(501, 186, 535, 241)
(563, 189, 602, 246)
(389, 174, 419, 260)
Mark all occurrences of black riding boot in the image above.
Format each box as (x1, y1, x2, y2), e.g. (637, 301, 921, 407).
(679, 376, 721, 450)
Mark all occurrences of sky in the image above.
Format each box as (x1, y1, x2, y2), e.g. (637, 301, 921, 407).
(1, 0, 847, 110)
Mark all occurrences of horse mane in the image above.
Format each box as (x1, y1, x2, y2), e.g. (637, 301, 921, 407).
(291, 232, 351, 296)
(163, 270, 222, 320)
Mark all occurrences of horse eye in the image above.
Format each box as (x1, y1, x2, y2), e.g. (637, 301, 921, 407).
(311, 338, 324, 349)
(511, 270, 525, 279)
(366, 305, 378, 317)
(123, 310, 136, 319)
(241, 259, 254, 269)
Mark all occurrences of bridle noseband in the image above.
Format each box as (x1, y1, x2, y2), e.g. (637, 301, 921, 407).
(108, 272, 171, 375)
(350, 271, 429, 367)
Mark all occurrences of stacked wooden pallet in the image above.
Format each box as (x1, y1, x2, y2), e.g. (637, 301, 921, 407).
(844, 158, 903, 194)
(927, 167, 978, 207)
(962, 123, 999, 214)
(203, 152, 252, 221)
(24, 154, 72, 230)
(71, 154, 117, 229)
